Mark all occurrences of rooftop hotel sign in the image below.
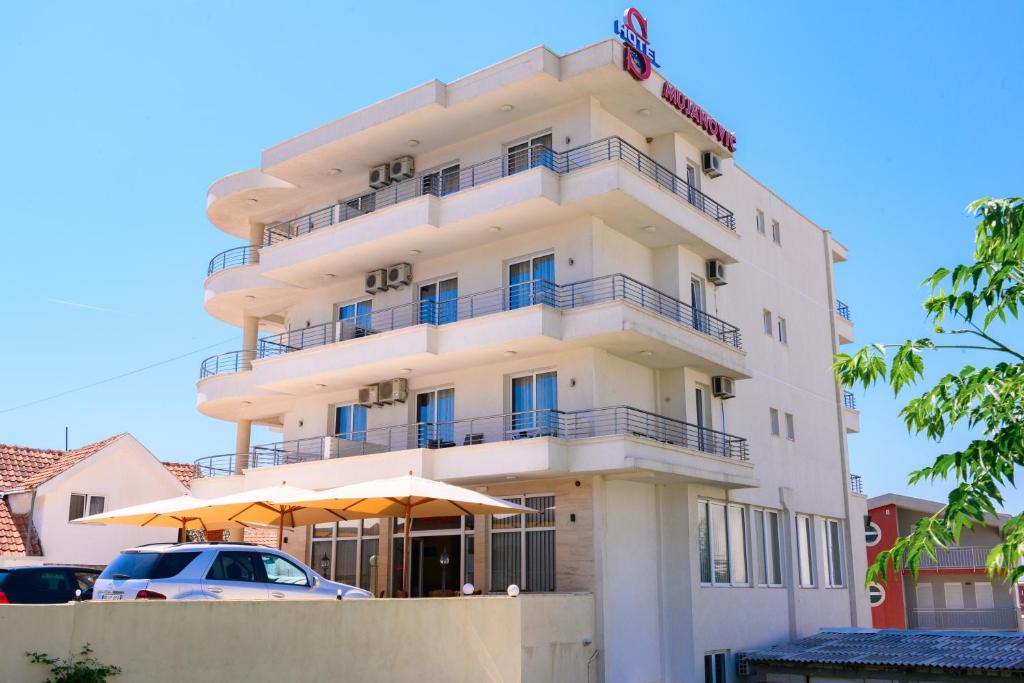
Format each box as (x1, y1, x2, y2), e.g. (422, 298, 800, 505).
(614, 7, 737, 152)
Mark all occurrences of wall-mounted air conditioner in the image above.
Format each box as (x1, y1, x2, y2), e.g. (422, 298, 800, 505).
(712, 376, 735, 399)
(390, 156, 415, 182)
(706, 259, 727, 286)
(365, 269, 388, 294)
(357, 384, 379, 407)
(377, 377, 409, 405)
(369, 164, 390, 189)
(702, 152, 722, 178)
(387, 263, 413, 288)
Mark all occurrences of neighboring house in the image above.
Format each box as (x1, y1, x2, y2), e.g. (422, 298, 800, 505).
(866, 493, 1020, 631)
(0, 434, 188, 567)
(191, 13, 868, 683)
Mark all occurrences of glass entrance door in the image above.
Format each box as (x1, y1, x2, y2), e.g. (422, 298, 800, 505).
(508, 254, 555, 310)
(416, 388, 454, 448)
(418, 277, 458, 325)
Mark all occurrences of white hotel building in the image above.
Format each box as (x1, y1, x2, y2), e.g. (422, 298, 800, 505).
(192, 24, 869, 683)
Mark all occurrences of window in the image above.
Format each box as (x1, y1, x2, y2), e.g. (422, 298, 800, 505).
(698, 500, 748, 585)
(771, 220, 781, 244)
(915, 583, 934, 608)
(206, 551, 258, 583)
(865, 521, 882, 547)
(418, 277, 458, 325)
(974, 581, 995, 609)
(796, 514, 814, 587)
(753, 509, 783, 586)
(508, 252, 555, 309)
(69, 493, 104, 521)
(769, 408, 780, 436)
(337, 299, 372, 340)
(755, 209, 765, 235)
(416, 388, 455, 448)
(822, 518, 845, 587)
(777, 317, 788, 344)
(334, 404, 368, 442)
(867, 582, 885, 606)
(490, 494, 555, 592)
(704, 650, 729, 683)
(510, 371, 558, 435)
(784, 413, 795, 441)
(309, 519, 381, 592)
(421, 163, 460, 196)
(762, 310, 772, 336)
(259, 553, 309, 586)
(507, 133, 553, 174)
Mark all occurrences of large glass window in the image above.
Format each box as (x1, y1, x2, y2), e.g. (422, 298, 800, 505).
(391, 516, 474, 597)
(753, 509, 783, 586)
(338, 299, 372, 339)
(490, 494, 555, 592)
(416, 388, 455, 448)
(698, 500, 748, 586)
(510, 371, 557, 434)
(309, 520, 381, 593)
(418, 277, 458, 325)
(796, 514, 815, 587)
(335, 404, 368, 442)
(508, 253, 555, 310)
(822, 518, 845, 587)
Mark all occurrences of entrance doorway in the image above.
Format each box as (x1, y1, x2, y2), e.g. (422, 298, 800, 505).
(391, 515, 474, 597)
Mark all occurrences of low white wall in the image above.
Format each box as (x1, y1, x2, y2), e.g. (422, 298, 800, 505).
(0, 594, 594, 683)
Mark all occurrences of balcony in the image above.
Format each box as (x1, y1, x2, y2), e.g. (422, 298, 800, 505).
(208, 245, 259, 277)
(849, 473, 863, 495)
(916, 546, 995, 571)
(835, 299, 854, 345)
(197, 275, 747, 410)
(842, 390, 860, 433)
(193, 406, 753, 488)
(909, 607, 1017, 630)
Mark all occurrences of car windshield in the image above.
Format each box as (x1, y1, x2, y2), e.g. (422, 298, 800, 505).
(99, 551, 200, 580)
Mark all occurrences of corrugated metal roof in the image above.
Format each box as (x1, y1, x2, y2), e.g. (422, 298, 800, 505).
(747, 628, 1024, 672)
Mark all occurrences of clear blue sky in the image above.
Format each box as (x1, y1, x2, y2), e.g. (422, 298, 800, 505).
(2, 2, 1022, 509)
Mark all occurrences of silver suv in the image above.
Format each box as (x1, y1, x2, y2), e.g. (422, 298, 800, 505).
(93, 542, 372, 601)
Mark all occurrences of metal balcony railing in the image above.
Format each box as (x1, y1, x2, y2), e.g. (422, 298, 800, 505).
(207, 245, 259, 277)
(842, 390, 857, 410)
(262, 136, 735, 246)
(192, 405, 750, 477)
(835, 299, 852, 321)
(849, 474, 863, 494)
(198, 350, 256, 379)
(918, 546, 995, 570)
(909, 607, 1017, 630)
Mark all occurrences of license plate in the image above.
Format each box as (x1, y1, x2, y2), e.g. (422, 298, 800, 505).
(99, 592, 123, 600)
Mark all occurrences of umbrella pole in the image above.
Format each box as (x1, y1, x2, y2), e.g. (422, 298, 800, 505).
(277, 514, 285, 550)
(403, 505, 411, 597)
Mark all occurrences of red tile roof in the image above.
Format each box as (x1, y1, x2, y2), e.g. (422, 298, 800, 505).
(0, 502, 41, 556)
(0, 434, 126, 491)
(162, 462, 197, 488)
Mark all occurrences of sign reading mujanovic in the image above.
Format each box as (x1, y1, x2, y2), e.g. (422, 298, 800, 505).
(614, 7, 737, 152)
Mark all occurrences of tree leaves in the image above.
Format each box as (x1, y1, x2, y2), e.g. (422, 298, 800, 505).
(837, 197, 1024, 587)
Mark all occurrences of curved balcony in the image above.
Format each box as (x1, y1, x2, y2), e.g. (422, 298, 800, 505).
(262, 137, 736, 248)
(208, 245, 259, 277)
(194, 405, 750, 478)
(198, 274, 744, 382)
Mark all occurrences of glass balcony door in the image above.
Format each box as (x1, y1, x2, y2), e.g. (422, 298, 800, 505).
(335, 404, 368, 443)
(418, 277, 458, 325)
(510, 371, 557, 435)
(416, 388, 454, 448)
(507, 133, 553, 175)
(508, 253, 555, 310)
(338, 299, 372, 340)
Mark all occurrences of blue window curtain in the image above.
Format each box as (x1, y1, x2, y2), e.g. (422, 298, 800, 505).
(437, 278, 458, 324)
(416, 389, 455, 447)
(418, 283, 437, 325)
(508, 260, 532, 310)
(535, 371, 558, 434)
(335, 405, 367, 442)
(511, 376, 534, 431)
(339, 300, 372, 339)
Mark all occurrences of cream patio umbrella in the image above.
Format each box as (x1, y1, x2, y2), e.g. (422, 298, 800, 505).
(191, 484, 373, 549)
(77, 494, 248, 541)
(275, 473, 536, 596)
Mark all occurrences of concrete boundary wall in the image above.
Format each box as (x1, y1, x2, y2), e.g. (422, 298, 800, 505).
(0, 594, 594, 683)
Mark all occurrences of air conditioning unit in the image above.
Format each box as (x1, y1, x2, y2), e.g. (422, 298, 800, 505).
(377, 377, 409, 405)
(390, 156, 415, 181)
(706, 259, 727, 286)
(365, 269, 388, 294)
(702, 151, 723, 178)
(712, 376, 736, 400)
(369, 164, 390, 189)
(357, 384, 379, 407)
(387, 263, 413, 288)
(735, 652, 754, 677)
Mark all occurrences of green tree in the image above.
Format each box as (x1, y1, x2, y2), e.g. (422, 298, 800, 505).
(834, 197, 1024, 584)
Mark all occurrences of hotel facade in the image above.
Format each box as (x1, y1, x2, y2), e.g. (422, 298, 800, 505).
(191, 15, 870, 682)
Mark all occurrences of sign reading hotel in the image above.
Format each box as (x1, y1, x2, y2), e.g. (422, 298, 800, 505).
(615, 7, 737, 152)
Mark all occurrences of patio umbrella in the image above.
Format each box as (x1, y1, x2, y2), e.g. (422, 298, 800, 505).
(276, 473, 536, 596)
(77, 494, 248, 541)
(193, 484, 373, 549)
